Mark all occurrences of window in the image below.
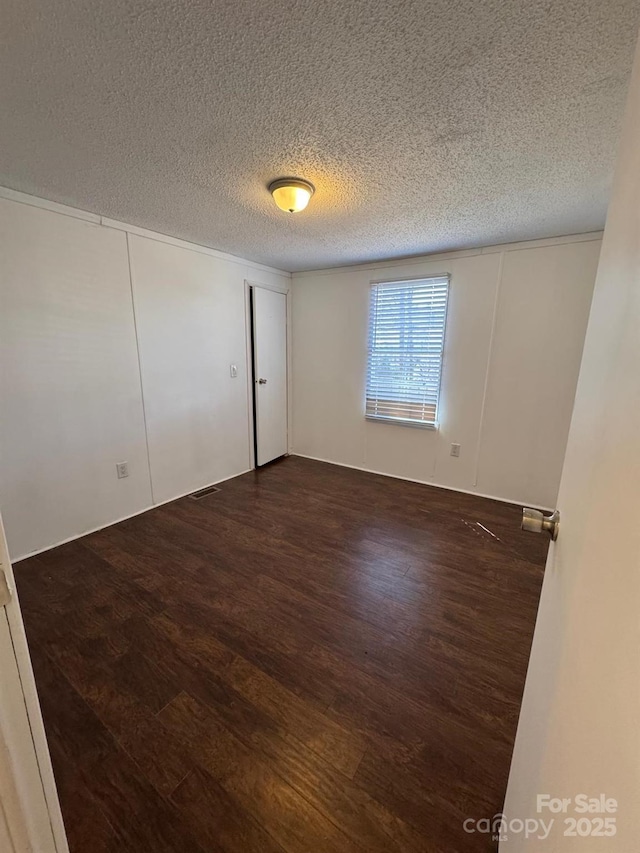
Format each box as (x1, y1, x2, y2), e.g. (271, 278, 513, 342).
(365, 276, 449, 428)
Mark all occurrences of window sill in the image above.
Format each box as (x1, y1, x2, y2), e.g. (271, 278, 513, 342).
(365, 415, 438, 430)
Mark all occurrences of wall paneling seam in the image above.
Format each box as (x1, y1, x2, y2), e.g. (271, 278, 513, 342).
(124, 231, 155, 505)
(472, 250, 504, 488)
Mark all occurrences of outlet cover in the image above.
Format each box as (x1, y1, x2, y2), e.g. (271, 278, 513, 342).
(450, 443, 461, 458)
(116, 461, 129, 479)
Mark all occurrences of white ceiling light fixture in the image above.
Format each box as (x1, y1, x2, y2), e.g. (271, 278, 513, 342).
(268, 177, 315, 213)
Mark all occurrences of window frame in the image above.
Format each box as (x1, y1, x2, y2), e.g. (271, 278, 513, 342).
(364, 274, 450, 430)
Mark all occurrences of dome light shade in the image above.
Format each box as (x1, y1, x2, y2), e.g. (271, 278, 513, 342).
(269, 178, 315, 213)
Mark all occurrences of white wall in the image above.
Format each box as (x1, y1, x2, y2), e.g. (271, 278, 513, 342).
(291, 235, 601, 508)
(0, 201, 152, 558)
(0, 193, 289, 560)
(128, 235, 252, 505)
(502, 34, 640, 850)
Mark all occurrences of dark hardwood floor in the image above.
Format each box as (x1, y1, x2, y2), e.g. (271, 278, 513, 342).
(15, 456, 547, 852)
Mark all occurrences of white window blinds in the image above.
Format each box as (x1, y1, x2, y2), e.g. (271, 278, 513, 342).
(366, 276, 449, 427)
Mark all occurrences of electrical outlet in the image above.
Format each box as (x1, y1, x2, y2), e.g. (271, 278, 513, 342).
(230, 364, 238, 378)
(116, 461, 129, 479)
(450, 443, 461, 458)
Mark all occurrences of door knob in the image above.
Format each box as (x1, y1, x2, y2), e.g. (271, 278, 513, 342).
(521, 508, 560, 541)
(258, 378, 267, 384)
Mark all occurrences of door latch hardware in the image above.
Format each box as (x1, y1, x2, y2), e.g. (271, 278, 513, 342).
(0, 567, 12, 606)
(521, 508, 560, 541)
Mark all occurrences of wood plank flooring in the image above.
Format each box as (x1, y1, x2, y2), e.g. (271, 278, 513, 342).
(15, 456, 548, 852)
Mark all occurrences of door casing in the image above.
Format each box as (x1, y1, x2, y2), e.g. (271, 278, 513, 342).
(0, 512, 69, 852)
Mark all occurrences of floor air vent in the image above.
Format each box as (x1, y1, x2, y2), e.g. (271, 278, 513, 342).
(188, 485, 221, 500)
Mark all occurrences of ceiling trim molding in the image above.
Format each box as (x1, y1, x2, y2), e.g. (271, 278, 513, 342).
(0, 185, 602, 280)
(101, 217, 291, 277)
(0, 185, 101, 224)
(291, 231, 604, 279)
(0, 186, 291, 279)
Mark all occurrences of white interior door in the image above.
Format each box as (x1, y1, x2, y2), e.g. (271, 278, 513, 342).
(502, 35, 640, 851)
(252, 286, 288, 466)
(0, 513, 68, 853)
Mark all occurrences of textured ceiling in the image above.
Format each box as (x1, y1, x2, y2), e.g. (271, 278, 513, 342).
(1, 0, 639, 272)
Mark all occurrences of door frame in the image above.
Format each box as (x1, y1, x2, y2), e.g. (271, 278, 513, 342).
(0, 513, 69, 852)
(244, 278, 292, 470)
